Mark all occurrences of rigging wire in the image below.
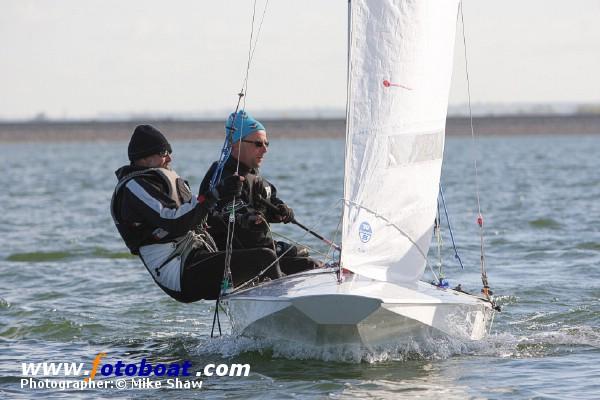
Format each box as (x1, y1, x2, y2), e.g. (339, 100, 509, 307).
(240, 0, 270, 105)
(439, 186, 465, 270)
(232, 0, 271, 178)
(459, 0, 492, 299)
(209, 0, 270, 190)
(211, 0, 271, 338)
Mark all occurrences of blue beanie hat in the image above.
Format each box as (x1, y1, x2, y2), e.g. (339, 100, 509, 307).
(225, 110, 265, 143)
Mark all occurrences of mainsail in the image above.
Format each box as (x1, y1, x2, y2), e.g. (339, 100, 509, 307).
(342, 0, 460, 284)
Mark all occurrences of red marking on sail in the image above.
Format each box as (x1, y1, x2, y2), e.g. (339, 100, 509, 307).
(383, 80, 412, 90)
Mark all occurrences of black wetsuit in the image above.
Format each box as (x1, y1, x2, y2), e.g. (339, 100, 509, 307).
(199, 157, 319, 275)
(111, 164, 279, 302)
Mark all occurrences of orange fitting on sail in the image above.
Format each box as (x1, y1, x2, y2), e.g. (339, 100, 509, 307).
(477, 214, 483, 227)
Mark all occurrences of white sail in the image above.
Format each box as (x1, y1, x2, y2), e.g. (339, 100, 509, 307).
(342, 0, 460, 284)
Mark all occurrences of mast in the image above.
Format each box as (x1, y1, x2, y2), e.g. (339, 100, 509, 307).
(347, 0, 351, 72)
(341, 0, 352, 268)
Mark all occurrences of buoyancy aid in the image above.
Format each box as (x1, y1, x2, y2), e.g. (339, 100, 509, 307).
(111, 167, 217, 293)
(110, 167, 192, 253)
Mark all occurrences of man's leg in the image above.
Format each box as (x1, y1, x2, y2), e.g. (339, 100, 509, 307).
(279, 257, 321, 275)
(230, 247, 282, 283)
(180, 248, 280, 301)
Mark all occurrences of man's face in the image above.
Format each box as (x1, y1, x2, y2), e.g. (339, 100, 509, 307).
(232, 130, 269, 169)
(136, 150, 172, 169)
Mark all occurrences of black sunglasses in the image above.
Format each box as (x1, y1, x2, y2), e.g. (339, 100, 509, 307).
(241, 139, 269, 148)
(157, 150, 171, 157)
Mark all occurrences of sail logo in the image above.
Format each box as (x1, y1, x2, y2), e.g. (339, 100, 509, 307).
(358, 222, 372, 243)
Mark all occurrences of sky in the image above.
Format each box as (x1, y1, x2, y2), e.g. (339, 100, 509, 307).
(1, 0, 599, 120)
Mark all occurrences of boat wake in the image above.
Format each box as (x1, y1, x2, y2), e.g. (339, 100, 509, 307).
(196, 333, 493, 363)
(478, 325, 600, 358)
(194, 324, 599, 363)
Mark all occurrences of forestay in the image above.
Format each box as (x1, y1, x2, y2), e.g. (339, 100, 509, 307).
(342, 0, 460, 284)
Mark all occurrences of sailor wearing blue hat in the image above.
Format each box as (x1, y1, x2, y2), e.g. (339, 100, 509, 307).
(199, 111, 321, 276)
(225, 110, 269, 169)
(226, 110, 266, 144)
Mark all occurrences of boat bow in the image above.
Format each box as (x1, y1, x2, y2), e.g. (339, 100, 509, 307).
(224, 269, 494, 347)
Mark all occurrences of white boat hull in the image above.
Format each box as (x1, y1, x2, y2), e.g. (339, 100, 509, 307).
(223, 269, 494, 348)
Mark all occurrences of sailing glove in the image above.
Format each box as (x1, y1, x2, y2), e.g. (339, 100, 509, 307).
(217, 175, 243, 200)
(236, 211, 266, 230)
(276, 204, 295, 224)
(200, 188, 219, 210)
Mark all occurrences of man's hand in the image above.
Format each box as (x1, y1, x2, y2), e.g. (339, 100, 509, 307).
(236, 211, 266, 230)
(217, 175, 244, 200)
(275, 204, 295, 224)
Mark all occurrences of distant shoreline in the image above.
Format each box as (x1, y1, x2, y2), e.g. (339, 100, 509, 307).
(1, 114, 599, 142)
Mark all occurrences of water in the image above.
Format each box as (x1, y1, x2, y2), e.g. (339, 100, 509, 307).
(1, 134, 599, 399)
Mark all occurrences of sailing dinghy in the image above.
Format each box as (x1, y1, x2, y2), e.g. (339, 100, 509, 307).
(222, 0, 497, 348)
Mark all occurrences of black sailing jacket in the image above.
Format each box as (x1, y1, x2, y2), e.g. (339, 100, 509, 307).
(199, 157, 286, 250)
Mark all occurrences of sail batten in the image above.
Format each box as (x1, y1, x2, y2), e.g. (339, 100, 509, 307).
(342, 0, 460, 284)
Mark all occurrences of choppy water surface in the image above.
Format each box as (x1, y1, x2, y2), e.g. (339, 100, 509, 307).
(1, 134, 599, 399)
